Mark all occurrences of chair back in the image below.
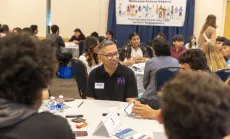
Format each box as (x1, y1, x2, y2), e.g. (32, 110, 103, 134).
(215, 68, 230, 82)
(71, 59, 88, 99)
(78, 40, 85, 57)
(155, 67, 180, 92)
(141, 43, 154, 58)
(146, 45, 154, 58)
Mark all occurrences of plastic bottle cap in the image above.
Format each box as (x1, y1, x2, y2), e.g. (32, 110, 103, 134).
(59, 95, 63, 99)
(50, 96, 55, 100)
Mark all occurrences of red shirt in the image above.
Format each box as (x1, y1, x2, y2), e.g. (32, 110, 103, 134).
(170, 46, 187, 59)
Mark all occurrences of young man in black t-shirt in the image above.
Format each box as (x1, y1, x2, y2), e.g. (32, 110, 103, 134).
(86, 40, 138, 102)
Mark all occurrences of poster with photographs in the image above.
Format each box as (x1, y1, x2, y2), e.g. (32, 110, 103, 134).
(116, 0, 187, 26)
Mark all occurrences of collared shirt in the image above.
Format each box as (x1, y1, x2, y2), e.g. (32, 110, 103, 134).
(86, 64, 138, 102)
(131, 47, 143, 58)
(170, 46, 187, 59)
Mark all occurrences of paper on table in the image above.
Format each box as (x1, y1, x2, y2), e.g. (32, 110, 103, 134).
(153, 132, 167, 139)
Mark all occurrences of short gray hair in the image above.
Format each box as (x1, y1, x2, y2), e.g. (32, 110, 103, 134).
(98, 40, 115, 51)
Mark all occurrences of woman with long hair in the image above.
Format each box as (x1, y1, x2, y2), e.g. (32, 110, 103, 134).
(69, 28, 85, 44)
(202, 42, 228, 72)
(185, 35, 199, 49)
(198, 14, 217, 45)
(79, 36, 100, 74)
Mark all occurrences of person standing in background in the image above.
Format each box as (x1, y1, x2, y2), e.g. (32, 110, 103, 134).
(198, 14, 217, 46)
(202, 42, 228, 72)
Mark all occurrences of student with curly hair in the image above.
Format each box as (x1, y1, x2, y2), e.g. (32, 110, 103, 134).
(0, 34, 74, 139)
(133, 49, 210, 119)
(159, 72, 230, 139)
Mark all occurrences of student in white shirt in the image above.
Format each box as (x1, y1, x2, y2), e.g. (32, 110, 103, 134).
(185, 35, 200, 49)
(79, 36, 100, 74)
(119, 32, 149, 66)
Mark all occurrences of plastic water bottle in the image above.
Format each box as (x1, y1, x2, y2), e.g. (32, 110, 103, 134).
(227, 59, 230, 68)
(56, 95, 65, 113)
(48, 96, 56, 113)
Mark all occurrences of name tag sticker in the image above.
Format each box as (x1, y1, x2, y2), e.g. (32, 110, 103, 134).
(95, 83, 104, 89)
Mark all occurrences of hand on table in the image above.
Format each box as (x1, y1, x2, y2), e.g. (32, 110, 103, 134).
(132, 103, 160, 119)
(133, 57, 147, 63)
(123, 59, 135, 67)
(73, 40, 79, 44)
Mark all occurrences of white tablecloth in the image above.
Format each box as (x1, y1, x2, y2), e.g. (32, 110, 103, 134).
(135, 71, 145, 96)
(40, 100, 165, 139)
(132, 63, 145, 96)
(63, 42, 79, 58)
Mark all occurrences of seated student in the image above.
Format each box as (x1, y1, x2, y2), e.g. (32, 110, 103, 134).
(22, 27, 32, 36)
(132, 49, 210, 119)
(2, 24, 9, 34)
(222, 40, 230, 63)
(141, 37, 179, 100)
(185, 35, 199, 49)
(69, 28, 85, 44)
(158, 72, 230, 139)
(46, 25, 72, 66)
(86, 40, 138, 102)
(146, 32, 167, 47)
(46, 25, 65, 47)
(98, 36, 106, 44)
(12, 27, 22, 34)
(216, 36, 227, 50)
(91, 32, 99, 38)
(119, 32, 149, 66)
(0, 27, 6, 38)
(0, 34, 74, 139)
(79, 36, 100, 74)
(170, 34, 187, 59)
(30, 25, 39, 40)
(105, 30, 117, 44)
(202, 42, 228, 72)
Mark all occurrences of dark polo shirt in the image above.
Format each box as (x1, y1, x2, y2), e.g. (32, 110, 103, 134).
(86, 64, 138, 102)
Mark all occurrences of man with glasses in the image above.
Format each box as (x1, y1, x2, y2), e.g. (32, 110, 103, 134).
(86, 40, 138, 102)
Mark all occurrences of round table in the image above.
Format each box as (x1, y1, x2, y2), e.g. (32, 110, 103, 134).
(135, 71, 145, 96)
(63, 42, 79, 58)
(41, 100, 165, 139)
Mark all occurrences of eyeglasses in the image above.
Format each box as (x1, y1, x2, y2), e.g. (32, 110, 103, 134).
(99, 52, 119, 60)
